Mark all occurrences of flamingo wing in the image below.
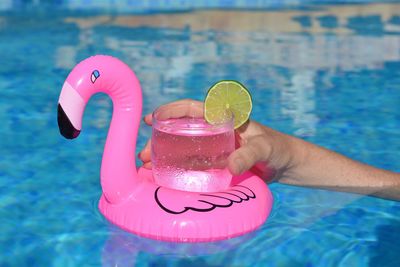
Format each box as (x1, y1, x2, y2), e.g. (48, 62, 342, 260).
(154, 185, 256, 214)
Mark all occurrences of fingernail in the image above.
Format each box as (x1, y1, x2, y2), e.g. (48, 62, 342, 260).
(235, 158, 244, 174)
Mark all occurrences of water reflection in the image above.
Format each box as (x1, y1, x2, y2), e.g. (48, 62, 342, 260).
(101, 226, 256, 266)
(55, 4, 400, 135)
(0, 0, 12, 11)
(281, 69, 318, 136)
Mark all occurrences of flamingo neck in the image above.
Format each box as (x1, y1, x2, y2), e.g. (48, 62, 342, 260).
(99, 70, 142, 204)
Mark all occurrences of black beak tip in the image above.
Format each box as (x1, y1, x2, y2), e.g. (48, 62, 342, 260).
(58, 104, 80, 139)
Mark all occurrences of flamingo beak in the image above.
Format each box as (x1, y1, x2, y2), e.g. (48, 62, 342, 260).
(58, 104, 80, 139)
(57, 81, 84, 139)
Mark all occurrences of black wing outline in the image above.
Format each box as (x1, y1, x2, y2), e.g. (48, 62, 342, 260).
(154, 185, 256, 215)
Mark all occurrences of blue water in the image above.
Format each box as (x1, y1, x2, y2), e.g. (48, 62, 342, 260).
(1, 1, 400, 266)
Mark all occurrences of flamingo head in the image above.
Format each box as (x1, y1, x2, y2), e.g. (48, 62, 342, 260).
(57, 55, 118, 139)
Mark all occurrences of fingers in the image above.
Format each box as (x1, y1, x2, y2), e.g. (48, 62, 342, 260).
(143, 99, 204, 125)
(228, 135, 270, 176)
(142, 162, 152, 169)
(154, 99, 204, 121)
(143, 113, 153, 125)
(138, 139, 151, 163)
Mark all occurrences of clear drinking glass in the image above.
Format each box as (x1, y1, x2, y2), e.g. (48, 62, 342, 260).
(151, 102, 235, 192)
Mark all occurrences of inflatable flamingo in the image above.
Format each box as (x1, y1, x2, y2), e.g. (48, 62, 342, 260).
(57, 55, 273, 242)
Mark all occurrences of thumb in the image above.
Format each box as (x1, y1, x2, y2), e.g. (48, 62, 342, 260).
(228, 135, 269, 176)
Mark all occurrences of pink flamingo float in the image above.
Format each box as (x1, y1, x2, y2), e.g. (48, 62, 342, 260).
(57, 55, 273, 242)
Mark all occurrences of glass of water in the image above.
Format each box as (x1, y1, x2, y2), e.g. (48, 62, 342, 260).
(151, 102, 235, 192)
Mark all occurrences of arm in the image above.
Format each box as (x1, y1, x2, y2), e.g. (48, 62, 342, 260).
(138, 100, 400, 201)
(228, 121, 400, 201)
(285, 138, 400, 201)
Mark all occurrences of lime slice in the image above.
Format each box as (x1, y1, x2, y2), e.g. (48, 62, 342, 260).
(204, 80, 252, 129)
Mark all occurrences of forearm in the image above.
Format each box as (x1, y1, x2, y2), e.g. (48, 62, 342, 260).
(279, 137, 400, 201)
(232, 121, 399, 201)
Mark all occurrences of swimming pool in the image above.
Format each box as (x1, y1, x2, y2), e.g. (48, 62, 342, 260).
(1, 1, 399, 266)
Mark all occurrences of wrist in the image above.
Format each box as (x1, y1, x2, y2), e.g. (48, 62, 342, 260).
(278, 133, 310, 181)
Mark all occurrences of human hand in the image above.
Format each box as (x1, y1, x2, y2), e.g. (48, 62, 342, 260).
(138, 99, 300, 182)
(139, 99, 400, 200)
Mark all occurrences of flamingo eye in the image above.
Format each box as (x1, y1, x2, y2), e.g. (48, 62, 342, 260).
(91, 70, 100, 83)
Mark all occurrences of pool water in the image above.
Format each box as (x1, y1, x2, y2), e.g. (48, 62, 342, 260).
(1, 1, 400, 266)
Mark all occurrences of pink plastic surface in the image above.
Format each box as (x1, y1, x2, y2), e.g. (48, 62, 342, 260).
(58, 55, 273, 242)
